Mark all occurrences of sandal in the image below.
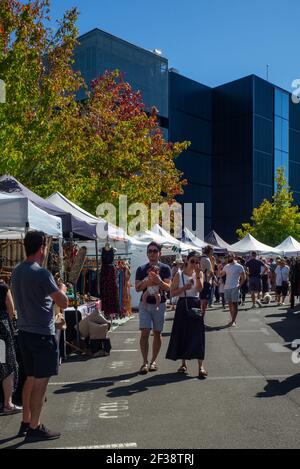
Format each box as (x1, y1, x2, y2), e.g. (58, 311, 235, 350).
(149, 362, 158, 372)
(177, 365, 187, 374)
(2, 404, 23, 415)
(139, 364, 148, 375)
(198, 368, 208, 379)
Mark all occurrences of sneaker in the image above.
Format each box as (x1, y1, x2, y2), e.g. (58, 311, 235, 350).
(17, 421, 30, 437)
(25, 424, 61, 441)
(256, 300, 262, 308)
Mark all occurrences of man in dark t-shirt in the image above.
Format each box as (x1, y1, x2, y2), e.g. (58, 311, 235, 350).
(135, 242, 171, 375)
(245, 251, 268, 308)
(11, 231, 68, 441)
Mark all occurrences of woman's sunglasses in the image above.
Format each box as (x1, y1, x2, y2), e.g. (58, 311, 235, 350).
(189, 259, 200, 264)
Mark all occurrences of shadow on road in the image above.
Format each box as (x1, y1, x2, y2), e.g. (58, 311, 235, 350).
(256, 373, 300, 398)
(265, 309, 300, 344)
(53, 371, 140, 395)
(106, 372, 194, 398)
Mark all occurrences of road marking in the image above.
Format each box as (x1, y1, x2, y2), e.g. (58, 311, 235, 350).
(98, 400, 129, 419)
(111, 349, 138, 352)
(229, 329, 269, 334)
(54, 442, 137, 449)
(49, 379, 131, 386)
(266, 343, 291, 353)
(124, 338, 137, 344)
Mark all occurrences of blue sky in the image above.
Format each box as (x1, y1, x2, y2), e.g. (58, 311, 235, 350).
(49, 0, 299, 91)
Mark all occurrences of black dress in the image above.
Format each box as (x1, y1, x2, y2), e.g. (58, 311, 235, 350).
(0, 282, 18, 388)
(100, 247, 119, 317)
(166, 296, 205, 361)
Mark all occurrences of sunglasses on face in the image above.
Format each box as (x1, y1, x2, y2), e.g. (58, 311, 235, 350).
(148, 249, 159, 254)
(189, 259, 200, 264)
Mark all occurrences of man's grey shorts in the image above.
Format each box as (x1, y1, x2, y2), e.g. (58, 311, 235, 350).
(249, 277, 262, 293)
(139, 302, 166, 332)
(224, 287, 240, 304)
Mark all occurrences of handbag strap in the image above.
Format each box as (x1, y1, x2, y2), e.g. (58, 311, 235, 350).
(181, 272, 189, 311)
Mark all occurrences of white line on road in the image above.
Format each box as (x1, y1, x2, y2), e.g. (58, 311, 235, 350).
(111, 349, 138, 352)
(49, 374, 292, 386)
(54, 442, 138, 449)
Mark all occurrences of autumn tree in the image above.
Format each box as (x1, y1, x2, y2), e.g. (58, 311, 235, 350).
(236, 167, 300, 245)
(0, 1, 189, 218)
(79, 70, 189, 213)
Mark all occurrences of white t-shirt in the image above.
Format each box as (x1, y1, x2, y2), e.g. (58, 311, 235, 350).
(223, 262, 245, 290)
(275, 265, 290, 286)
(178, 272, 199, 298)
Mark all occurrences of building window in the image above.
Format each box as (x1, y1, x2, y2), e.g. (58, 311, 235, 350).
(274, 88, 289, 188)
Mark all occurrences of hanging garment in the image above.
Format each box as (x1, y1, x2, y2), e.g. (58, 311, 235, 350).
(100, 248, 119, 317)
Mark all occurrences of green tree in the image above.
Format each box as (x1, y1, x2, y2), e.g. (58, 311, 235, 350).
(236, 167, 300, 245)
(0, 1, 189, 217)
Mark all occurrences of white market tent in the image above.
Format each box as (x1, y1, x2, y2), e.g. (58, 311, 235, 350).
(0, 193, 63, 238)
(183, 227, 208, 250)
(229, 233, 282, 255)
(151, 224, 201, 253)
(275, 236, 300, 257)
(47, 191, 129, 242)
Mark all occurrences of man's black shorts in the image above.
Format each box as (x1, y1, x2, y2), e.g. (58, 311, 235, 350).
(276, 284, 288, 296)
(200, 281, 212, 301)
(18, 330, 58, 378)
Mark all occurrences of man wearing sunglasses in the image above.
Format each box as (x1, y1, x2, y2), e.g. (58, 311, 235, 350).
(135, 242, 171, 374)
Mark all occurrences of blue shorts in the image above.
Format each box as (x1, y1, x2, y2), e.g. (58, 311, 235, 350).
(18, 330, 58, 379)
(224, 287, 240, 303)
(139, 302, 166, 332)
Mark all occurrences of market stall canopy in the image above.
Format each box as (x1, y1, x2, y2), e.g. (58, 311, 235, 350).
(0, 193, 62, 238)
(275, 236, 300, 256)
(204, 230, 231, 250)
(183, 227, 207, 250)
(47, 191, 129, 242)
(230, 233, 282, 255)
(0, 176, 96, 239)
(151, 224, 199, 253)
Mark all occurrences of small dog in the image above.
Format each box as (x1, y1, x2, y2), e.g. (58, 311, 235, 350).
(263, 293, 271, 304)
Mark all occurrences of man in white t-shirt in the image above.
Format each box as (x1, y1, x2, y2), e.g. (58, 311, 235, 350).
(221, 253, 246, 327)
(275, 258, 290, 306)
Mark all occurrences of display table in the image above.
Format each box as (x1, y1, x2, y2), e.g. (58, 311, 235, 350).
(64, 300, 101, 347)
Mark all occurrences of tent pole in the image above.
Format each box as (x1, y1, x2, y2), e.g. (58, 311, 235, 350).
(58, 236, 64, 281)
(95, 239, 100, 297)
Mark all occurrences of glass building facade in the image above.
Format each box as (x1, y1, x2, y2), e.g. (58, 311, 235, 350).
(74, 29, 169, 120)
(74, 29, 300, 242)
(274, 88, 289, 187)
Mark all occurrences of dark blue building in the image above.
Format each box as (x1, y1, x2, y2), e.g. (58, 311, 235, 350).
(74, 28, 300, 242)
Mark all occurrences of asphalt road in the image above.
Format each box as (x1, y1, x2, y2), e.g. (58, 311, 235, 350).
(0, 297, 300, 449)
